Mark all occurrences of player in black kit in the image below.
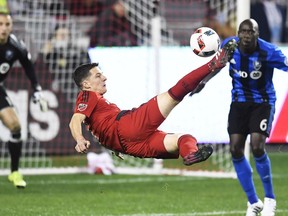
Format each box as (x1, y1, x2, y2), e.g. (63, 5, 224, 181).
(0, 13, 45, 188)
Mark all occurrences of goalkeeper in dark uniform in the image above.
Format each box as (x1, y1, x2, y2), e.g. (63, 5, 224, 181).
(0, 12, 45, 188)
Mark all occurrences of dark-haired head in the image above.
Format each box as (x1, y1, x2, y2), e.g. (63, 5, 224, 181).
(73, 62, 99, 89)
(0, 12, 13, 44)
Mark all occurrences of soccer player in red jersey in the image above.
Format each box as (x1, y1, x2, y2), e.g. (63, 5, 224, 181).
(69, 39, 237, 165)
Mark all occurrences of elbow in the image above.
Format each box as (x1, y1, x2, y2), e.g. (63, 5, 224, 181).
(69, 114, 85, 131)
(69, 119, 73, 132)
(69, 117, 74, 132)
(69, 121, 72, 131)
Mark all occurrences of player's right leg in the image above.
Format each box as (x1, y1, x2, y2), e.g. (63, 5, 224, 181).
(228, 104, 264, 212)
(0, 88, 26, 188)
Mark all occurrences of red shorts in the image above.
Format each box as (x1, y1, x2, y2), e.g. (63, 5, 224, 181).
(117, 96, 179, 159)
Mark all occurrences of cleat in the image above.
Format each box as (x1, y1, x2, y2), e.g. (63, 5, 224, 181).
(8, 171, 27, 189)
(246, 199, 263, 216)
(189, 39, 238, 96)
(261, 197, 276, 216)
(208, 38, 238, 72)
(183, 145, 213, 166)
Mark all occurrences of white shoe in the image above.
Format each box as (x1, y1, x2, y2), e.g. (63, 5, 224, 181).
(246, 199, 263, 216)
(261, 197, 276, 216)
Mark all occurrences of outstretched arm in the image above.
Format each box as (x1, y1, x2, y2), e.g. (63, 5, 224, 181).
(17, 40, 48, 111)
(69, 113, 91, 153)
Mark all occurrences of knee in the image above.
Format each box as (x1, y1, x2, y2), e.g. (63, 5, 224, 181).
(9, 123, 21, 142)
(251, 145, 265, 158)
(10, 130, 22, 142)
(9, 122, 21, 134)
(230, 144, 244, 159)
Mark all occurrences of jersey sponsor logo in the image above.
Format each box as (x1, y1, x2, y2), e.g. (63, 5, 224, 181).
(78, 103, 88, 112)
(232, 68, 248, 78)
(232, 68, 262, 80)
(250, 70, 262, 79)
(0, 63, 10, 74)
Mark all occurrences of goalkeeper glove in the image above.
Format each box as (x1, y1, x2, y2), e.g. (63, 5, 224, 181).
(32, 85, 48, 112)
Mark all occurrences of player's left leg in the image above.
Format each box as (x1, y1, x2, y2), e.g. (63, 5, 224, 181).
(250, 133, 276, 216)
(250, 103, 276, 216)
(0, 107, 26, 188)
(230, 134, 261, 208)
(229, 103, 263, 214)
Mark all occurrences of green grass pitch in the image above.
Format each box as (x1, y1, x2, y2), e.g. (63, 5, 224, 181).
(0, 152, 287, 216)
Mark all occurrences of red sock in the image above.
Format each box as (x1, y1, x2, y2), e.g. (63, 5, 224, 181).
(168, 63, 211, 101)
(178, 134, 198, 158)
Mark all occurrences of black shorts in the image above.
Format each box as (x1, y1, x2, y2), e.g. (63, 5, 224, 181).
(0, 85, 13, 111)
(227, 102, 275, 137)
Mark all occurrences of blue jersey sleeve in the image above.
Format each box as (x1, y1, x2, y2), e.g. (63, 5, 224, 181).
(268, 46, 288, 72)
(221, 36, 238, 48)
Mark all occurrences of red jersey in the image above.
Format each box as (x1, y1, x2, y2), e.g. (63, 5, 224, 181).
(74, 90, 122, 151)
(74, 91, 178, 159)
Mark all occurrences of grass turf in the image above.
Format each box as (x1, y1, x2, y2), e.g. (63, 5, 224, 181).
(0, 152, 287, 216)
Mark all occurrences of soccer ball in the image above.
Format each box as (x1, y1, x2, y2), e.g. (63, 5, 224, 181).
(190, 27, 220, 57)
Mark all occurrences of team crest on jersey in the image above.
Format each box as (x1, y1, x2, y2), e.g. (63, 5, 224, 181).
(5, 50, 13, 60)
(253, 60, 261, 70)
(0, 63, 10, 74)
(77, 103, 88, 112)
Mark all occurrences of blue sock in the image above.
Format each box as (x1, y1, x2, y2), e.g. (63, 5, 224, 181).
(233, 156, 258, 204)
(255, 153, 275, 199)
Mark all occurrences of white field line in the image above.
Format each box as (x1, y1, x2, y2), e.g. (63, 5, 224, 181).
(3, 176, 215, 185)
(116, 209, 288, 216)
(0, 167, 237, 178)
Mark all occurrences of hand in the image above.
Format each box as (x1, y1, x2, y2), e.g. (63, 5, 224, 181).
(75, 137, 91, 153)
(32, 90, 42, 103)
(39, 98, 49, 112)
(32, 85, 49, 112)
(32, 91, 49, 112)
